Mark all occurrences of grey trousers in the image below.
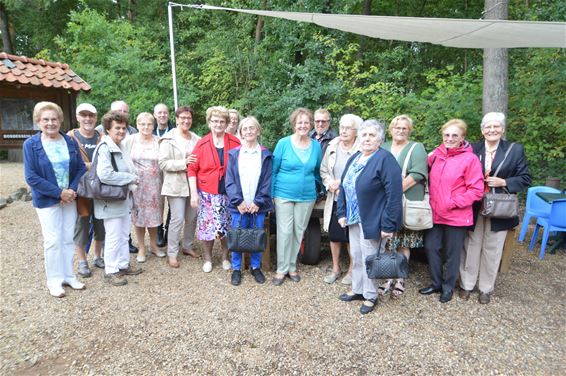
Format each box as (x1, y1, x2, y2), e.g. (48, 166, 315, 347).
(274, 198, 315, 274)
(349, 224, 379, 300)
(460, 215, 507, 294)
(166, 196, 197, 257)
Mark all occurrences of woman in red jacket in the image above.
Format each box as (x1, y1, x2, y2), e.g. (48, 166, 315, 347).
(419, 119, 483, 303)
(188, 106, 241, 273)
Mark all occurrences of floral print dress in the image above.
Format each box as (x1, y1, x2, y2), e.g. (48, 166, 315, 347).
(131, 138, 162, 227)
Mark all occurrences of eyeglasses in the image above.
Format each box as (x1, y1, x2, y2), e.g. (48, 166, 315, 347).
(178, 116, 192, 121)
(210, 119, 226, 124)
(393, 127, 409, 133)
(339, 126, 356, 132)
(483, 124, 503, 131)
(315, 120, 329, 124)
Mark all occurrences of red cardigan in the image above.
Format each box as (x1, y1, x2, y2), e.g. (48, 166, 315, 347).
(187, 132, 241, 194)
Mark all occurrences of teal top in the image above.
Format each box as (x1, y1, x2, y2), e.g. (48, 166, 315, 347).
(41, 137, 70, 190)
(272, 136, 322, 202)
(382, 140, 428, 201)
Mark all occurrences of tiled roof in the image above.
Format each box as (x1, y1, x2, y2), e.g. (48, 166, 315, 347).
(0, 52, 91, 92)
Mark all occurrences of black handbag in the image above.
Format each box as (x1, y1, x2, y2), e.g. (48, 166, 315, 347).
(365, 239, 409, 279)
(227, 214, 267, 253)
(77, 143, 128, 201)
(480, 143, 519, 219)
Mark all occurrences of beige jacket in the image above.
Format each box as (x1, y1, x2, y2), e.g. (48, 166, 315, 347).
(320, 136, 361, 232)
(158, 128, 201, 197)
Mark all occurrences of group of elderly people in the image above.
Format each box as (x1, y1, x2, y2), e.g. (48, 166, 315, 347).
(24, 101, 530, 313)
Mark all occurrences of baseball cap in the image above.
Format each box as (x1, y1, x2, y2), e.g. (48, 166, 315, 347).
(76, 103, 97, 114)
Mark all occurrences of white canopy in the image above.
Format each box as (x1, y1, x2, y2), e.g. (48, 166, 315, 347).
(174, 3, 566, 49)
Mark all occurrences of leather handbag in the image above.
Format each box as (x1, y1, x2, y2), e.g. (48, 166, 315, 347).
(401, 143, 433, 231)
(480, 144, 519, 218)
(77, 143, 128, 201)
(365, 239, 409, 279)
(227, 214, 267, 253)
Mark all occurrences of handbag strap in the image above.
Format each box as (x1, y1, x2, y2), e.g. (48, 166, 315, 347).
(236, 213, 258, 229)
(401, 142, 418, 178)
(490, 143, 514, 194)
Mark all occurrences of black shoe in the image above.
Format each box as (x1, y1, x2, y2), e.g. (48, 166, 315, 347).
(419, 285, 441, 295)
(339, 292, 364, 302)
(439, 290, 453, 303)
(156, 225, 167, 248)
(288, 273, 301, 283)
(251, 268, 266, 284)
(129, 236, 138, 254)
(360, 298, 377, 314)
(231, 270, 242, 286)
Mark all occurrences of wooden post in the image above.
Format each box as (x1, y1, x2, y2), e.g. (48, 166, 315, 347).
(499, 228, 516, 273)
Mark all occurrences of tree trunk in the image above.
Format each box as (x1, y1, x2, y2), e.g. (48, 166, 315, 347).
(255, 0, 267, 43)
(363, 0, 372, 15)
(482, 0, 509, 116)
(0, 3, 14, 54)
(127, 0, 136, 22)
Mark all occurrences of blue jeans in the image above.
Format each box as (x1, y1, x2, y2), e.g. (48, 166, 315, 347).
(230, 211, 265, 270)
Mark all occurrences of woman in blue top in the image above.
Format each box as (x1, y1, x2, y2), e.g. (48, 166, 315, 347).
(272, 108, 322, 285)
(24, 102, 87, 298)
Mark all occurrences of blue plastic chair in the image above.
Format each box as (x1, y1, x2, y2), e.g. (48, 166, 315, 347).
(528, 199, 566, 259)
(518, 186, 560, 242)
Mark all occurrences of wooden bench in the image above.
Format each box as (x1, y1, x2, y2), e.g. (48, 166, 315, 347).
(499, 228, 516, 273)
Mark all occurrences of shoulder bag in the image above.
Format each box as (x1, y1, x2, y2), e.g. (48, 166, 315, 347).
(401, 143, 433, 231)
(366, 238, 409, 279)
(77, 142, 129, 201)
(480, 143, 519, 218)
(227, 214, 267, 253)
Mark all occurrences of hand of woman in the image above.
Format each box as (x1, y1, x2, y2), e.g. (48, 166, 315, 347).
(338, 217, 347, 228)
(381, 231, 393, 239)
(237, 202, 247, 214)
(60, 189, 76, 203)
(190, 194, 199, 208)
(248, 202, 260, 214)
(186, 154, 197, 165)
(485, 176, 507, 188)
(328, 180, 340, 193)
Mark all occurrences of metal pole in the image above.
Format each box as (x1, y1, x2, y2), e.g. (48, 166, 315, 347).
(168, 2, 178, 110)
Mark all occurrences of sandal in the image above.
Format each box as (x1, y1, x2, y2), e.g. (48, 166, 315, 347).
(391, 279, 405, 300)
(378, 279, 393, 296)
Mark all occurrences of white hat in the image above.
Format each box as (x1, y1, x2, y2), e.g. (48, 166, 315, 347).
(76, 103, 97, 114)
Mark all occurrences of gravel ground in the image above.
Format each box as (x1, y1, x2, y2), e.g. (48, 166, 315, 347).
(1, 161, 565, 375)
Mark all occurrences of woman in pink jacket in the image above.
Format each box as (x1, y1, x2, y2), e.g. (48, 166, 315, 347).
(419, 119, 483, 303)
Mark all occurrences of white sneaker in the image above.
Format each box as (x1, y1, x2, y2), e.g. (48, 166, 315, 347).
(222, 260, 232, 271)
(48, 286, 66, 298)
(202, 261, 213, 273)
(63, 279, 86, 290)
(136, 254, 146, 263)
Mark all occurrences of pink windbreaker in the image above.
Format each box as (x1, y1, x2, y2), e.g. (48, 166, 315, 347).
(428, 142, 484, 227)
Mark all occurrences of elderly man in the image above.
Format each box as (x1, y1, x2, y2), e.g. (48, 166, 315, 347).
(95, 100, 138, 135)
(153, 103, 174, 137)
(152, 103, 175, 247)
(67, 103, 105, 277)
(310, 108, 337, 156)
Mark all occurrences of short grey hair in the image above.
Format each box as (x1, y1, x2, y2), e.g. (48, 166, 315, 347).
(339, 114, 363, 131)
(481, 112, 506, 130)
(359, 119, 385, 142)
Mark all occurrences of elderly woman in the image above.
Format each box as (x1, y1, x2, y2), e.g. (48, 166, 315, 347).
(159, 106, 201, 268)
(124, 112, 164, 263)
(380, 115, 428, 299)
(336, 119, 403, 314)
(320, 114, 363, 285)
(225, 116, 273, 285)
(460, 112, 531, 304)
(272, 108, 322, 286)
(227, 109, 240, 137)
(94, 111, 142, 286)
(188, 106, 241, 272)
(419, 119, 483, 303)
(24, 102, 87, 297)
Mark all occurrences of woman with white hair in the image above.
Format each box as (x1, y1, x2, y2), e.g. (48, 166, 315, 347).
(320, 114, 363, 285)
(336, 119, 403, 314)
(459, 112, 531, 304)
(380, 115, 428, 299)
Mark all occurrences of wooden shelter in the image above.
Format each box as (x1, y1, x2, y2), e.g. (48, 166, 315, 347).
(0, 52, 91, 150)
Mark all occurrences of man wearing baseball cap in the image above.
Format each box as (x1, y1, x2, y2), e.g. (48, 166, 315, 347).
(68, 103, 105, 278)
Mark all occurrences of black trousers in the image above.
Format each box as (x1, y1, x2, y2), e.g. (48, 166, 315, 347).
(424, 224, 467, 293)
